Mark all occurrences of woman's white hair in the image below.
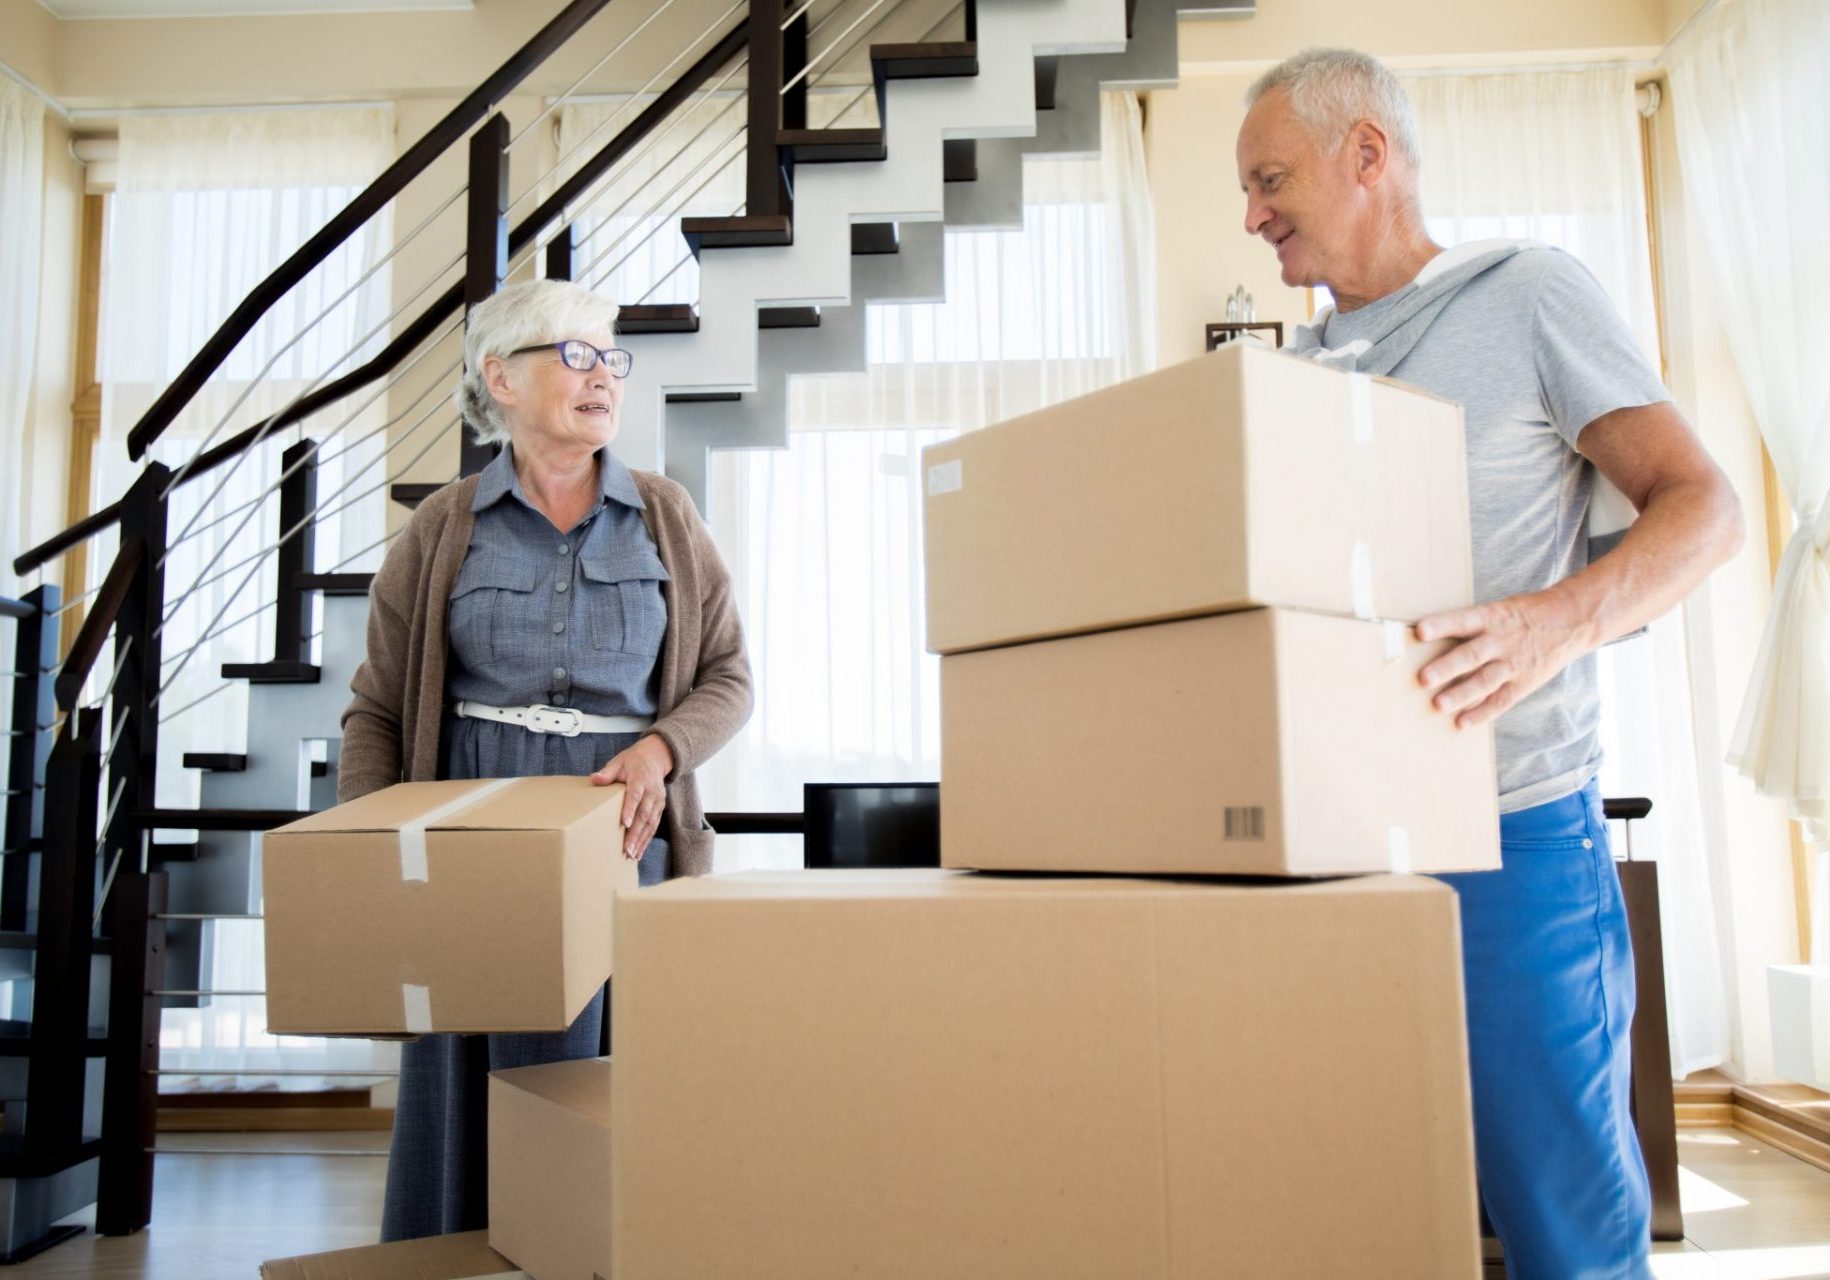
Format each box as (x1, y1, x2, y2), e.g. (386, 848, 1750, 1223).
(1246, 48, 1421, 170)
(456, 278, 622, 446)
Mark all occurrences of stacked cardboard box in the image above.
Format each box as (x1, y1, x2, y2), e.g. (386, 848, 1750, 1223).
(609, 868, 1482, 1278)
(923, 342, 1501, 876)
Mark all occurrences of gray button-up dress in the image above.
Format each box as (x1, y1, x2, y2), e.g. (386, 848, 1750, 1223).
(381, 444, 670, 1242)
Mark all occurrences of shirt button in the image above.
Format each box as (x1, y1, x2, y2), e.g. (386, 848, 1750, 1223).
(551, 693, 568, 706)
(553, 667, 567, 682)
(552, 621, 565, 634)
(555, 580, 569, 593)
(557, 543, 570, 556)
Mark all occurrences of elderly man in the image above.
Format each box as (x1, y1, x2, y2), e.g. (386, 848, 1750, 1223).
(1236, 49, 1743, 1280)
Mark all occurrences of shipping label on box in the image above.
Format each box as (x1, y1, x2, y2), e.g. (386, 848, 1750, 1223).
(263, 776, 637, 1036)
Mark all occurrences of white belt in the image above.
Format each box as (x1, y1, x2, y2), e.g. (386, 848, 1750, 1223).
(453, 700, 653, 738)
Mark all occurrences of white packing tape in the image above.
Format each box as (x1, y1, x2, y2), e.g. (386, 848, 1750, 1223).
(397, 776, 521, 883)
(1350, 541, 1376, 620)
(1387, 826, 1414, 875)
(402, 983, 433, 1034)
(1348, 372, 1374, 444)
(1383, 620, 1407, 662)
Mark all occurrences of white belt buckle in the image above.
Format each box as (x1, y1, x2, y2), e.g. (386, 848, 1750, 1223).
(527, 704, 584, 737)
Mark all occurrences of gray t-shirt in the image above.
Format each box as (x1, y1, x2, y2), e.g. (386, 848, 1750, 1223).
(1316, 245, 1669, 813)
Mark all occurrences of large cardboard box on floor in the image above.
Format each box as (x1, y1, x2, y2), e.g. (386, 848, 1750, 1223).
(260, 1230, 521, 1279)
(922, 342, 1472, 654)
(941, 607, 1500, 875)
(490, 1057, 613, 1280)
(611, 869, 1480, 1279)
(263, 776, 637, 1036)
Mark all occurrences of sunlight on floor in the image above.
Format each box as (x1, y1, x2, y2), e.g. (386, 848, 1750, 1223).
(1653, 1244, 1830, 1279)
(1679, 1164, 1753, 1214)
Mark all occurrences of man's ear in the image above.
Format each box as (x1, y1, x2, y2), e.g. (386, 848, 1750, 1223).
(1350, 118, 1391, 188)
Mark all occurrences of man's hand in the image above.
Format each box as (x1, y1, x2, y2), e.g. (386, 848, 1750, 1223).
(591, 735, 676, 859)
(1413, 592, 1598, 730)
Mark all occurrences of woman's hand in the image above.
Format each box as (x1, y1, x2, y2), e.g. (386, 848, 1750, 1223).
(591, 735, 675, 859)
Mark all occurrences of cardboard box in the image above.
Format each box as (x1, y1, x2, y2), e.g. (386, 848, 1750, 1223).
(941, 608, 1499, 875)
(612, 869, 1480, 1279)
(263, 776, 637, 1036)
(260, 1230, 521, 1279)
(490, 1057, 613, 1280)
(922, 342, 1471, 654)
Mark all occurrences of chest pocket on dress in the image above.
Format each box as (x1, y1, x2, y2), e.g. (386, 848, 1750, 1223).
(449, 553, 538, 666)
(579, 549, 670, 656)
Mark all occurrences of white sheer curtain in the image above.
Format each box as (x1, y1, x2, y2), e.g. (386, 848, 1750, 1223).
(1665, 0, 1829, 869)
(698, 91, 1157, 869)
(1404, 67, 1732, 1074)
(0, 76, 45, 942)
(0, 75, 44, 600)
(98, 107, 394, 808)
(94, 107, 397, 1081)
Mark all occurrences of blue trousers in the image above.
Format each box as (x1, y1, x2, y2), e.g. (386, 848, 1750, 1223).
(1437, 781, 1654, 1280)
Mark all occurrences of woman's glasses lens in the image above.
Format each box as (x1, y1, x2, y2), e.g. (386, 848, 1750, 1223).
(554, 340, 631, 377)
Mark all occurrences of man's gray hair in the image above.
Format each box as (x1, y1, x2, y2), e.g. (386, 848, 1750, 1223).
(457, 278, 622, 446)
(1247, 48, 1421, 168)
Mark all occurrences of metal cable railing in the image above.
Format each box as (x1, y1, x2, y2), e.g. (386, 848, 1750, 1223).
(509, 0, 748, 223)
(154, 188, 466, 508)
(157, 2, 750, 532)
(156, 263, 470, 566)
(508, 0, 703, 153)
(630, 197, 748, 304)
(156, 343, 461, 638)
(580, 125, 750, 287)
(155, 313, 466, 631)
(535, 55, 753, 280)
(783, 0, 897, 95)
(150, 20, 763, 632)
(152, 415, 462, 708)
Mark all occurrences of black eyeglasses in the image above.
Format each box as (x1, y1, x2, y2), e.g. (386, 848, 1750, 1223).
(510, 339, 634, 378)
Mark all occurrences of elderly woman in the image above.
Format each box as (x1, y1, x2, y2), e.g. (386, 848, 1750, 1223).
(338, 277, 751, 1241)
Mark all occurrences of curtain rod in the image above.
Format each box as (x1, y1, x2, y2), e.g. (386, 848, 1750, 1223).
(68, 98, 391, 120)
(1393, 59, 1656, 79)
(0, 58, 73, 122)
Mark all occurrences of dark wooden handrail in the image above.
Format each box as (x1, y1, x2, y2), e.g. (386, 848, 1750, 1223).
(16, 14, 750, 579)
(53, 535, 144, 713)
(14, 502, 123, 577)
(122, 0, 612, 463)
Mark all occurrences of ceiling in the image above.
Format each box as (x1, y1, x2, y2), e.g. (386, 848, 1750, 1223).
(39, 0, 471, 17)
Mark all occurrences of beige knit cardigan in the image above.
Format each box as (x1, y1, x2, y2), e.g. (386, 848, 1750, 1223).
(336, 470, 753, 877)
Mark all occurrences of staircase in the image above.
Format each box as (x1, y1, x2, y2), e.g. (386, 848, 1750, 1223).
(0, 0, 1251, 1255)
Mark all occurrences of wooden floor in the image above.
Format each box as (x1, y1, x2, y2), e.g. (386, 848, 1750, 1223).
(7, 1127, 1830, 1278)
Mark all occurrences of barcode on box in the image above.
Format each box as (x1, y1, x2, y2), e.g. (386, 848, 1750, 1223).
(1224, 806, 1265, 841)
